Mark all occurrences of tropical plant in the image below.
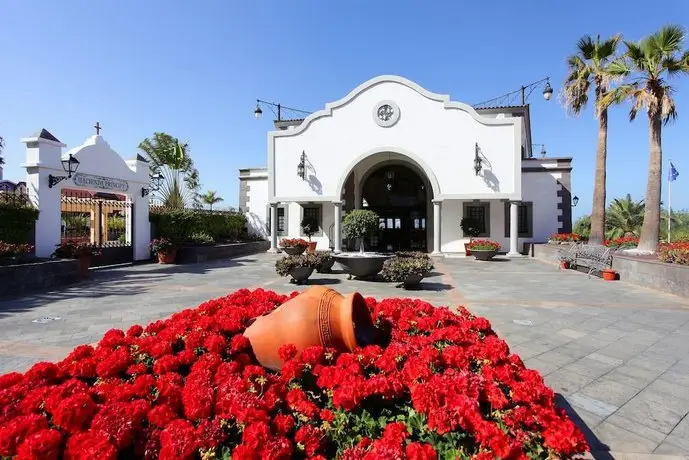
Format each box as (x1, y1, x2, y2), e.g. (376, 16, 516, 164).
(563, 34, 622, 245)
(600, 25, 689, 252)
(605, 194, 645, 239)
(573, 215, 592, 238)
(62, 213, 90, 236)
(342, 209, 380, 254)
(138, 133, 201, 209)
(201, 190, 224, 211)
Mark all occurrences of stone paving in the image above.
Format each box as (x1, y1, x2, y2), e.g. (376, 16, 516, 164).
(1, 253, 689, 458)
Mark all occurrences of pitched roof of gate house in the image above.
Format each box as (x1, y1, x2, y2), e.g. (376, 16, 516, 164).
(31, 129, 62, 143)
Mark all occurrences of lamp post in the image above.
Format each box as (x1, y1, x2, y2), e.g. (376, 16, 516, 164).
(48, 154, 80, 188)
(572, 195, 579, 207)
(473, 143, 482, 176)
(297, 151, 306, 180)
(474, 77, 554, 108)
(532, 144, 547, 158)
(254, 99, 312, 122)
(141, 171, 164, 197)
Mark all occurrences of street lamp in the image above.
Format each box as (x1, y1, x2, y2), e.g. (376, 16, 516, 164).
(297, 151, 306, 180)
(141, 171, 164, 197)
(254, 99, 311, 122)
(48, 154, 80, 188)
(532, 144, 547, 157)
(572, 195, 579, 207)
(473, 143, 483, 176)
(474, 77, 554, 108)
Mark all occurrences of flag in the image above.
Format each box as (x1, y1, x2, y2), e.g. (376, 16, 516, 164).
(669, 162, 679, 182)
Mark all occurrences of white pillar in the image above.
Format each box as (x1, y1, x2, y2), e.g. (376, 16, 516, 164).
(507, 201, 522, 257)
(432, 199, 442, 255)
(268, 203, 278, 252)
(126, 157, 151, 261)
(20, 131, 67, 258)
(333, 200, 343, 253)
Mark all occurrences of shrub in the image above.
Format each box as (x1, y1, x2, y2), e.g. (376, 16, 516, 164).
(605, 236, 639, 249)
(0, 202, 39, 244)
(313, 251, 334, 272)
(670, 230, 689, 243)
(149, 238, 175, 255)
(658, 242, 689, 265)
(466, 239, 500, 251)
(342, 209, 379, 239)
(0, 289, 588, 458)
(149, 208, 247, 243)
(548, 233, 583, 243)
(274, 253, 320, 276)
(52, 241, 102, 258)
(460, 217, 482, 238)
(189, 232, 215, 245)
(301, 216, 319, 241)
(0, 242, 33, 258)
(279, 238, 308, 248)
(381, 253, 434, 282)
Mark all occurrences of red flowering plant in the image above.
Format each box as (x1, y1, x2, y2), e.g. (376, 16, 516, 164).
(52, 241, 102, 259)
(465, 239, 500, 251)
(548, 233, 583, 244)
(0, 289, 588, 459)
(604, 236, 639, 249)
(279, 238, 309, 248)
(0, 242, 34, 265)
(658, 241, 689, 265)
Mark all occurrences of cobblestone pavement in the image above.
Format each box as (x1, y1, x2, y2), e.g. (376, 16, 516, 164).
(1, 253, 689, 458)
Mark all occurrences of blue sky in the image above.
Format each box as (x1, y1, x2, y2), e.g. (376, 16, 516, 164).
(1, 1, 688, 219)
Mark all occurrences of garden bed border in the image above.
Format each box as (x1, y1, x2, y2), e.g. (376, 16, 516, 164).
(174, 240, 270, 264)
(0, 259, 80, 298)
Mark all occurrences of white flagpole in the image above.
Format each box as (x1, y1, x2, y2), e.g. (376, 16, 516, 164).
(668, 159, 672, 244)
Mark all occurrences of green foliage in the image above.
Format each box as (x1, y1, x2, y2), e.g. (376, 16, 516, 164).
(300, 215, 319, 240)
(149, 208, 247, 244)
(274, 253, 320, 277)
(149, 238, 175, 255)
(606, 194, 645, 239)
(63, 213, 90, 236)
(201, 190, 224, 210)
(107, 214, 126, 231)
(460, 217, 482, 238)
(573, 215, 591, 238)
(0, 202, 39, 244)
(381, 253, 434, 283)
(342, 209, 379, 239)
(189, 231, 215, 245)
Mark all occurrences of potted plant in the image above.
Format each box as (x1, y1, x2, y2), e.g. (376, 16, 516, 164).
(279, 238, 309, 255)
(601, 268, 617, 281)
(466, 239, 500, 261)
(150, 238, 177, 264)
(275, 253, 320, 284)
(342, 209, 380, 255)
(53, 241, 102, 278)
(460, 217, 482, 256)
(314, 251, 335, 273)
(381, 252, 434, 289)
(559, 255, 573, 270)
(334, 209, 391, 279)
(300, 216, 319, 253)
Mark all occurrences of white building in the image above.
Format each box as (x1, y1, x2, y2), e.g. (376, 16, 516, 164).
(239, 75, 573, 256)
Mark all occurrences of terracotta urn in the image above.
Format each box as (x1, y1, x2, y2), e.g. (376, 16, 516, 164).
(158, 249, 177, 264)
(307, 241, 317, 253)
(243, 286, 379, 371)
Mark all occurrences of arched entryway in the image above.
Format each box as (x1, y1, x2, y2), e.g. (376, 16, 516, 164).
(362, 164, 427, 251)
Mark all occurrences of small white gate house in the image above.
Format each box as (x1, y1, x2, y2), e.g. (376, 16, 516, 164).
(239, 75, 573, 255)
(21, 129, 151, 261)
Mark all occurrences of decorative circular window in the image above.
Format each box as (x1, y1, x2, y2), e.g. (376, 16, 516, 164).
(373, 100, 400, 127)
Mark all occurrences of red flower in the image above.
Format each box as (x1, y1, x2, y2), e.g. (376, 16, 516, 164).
(52, 393, 97, 434)
(15, 429, 62, 460)
(405, 442, 437, 460)
(295, 425, 323, 456)
(64, 431, 117, 460)
(0, 414, 48, 456)
(158, 419, 199, 460)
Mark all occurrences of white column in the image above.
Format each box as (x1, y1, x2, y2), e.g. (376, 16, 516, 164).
(333, 201, 343, 253)
(432, 199, 442, 255)
(507, 201, 521, 257)
(268, 203, 278, 252)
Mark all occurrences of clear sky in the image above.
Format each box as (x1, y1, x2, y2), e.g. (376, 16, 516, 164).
(1, 0, 687, 219)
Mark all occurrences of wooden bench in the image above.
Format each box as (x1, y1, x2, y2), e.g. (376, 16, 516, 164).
(572, 244, 613, 278)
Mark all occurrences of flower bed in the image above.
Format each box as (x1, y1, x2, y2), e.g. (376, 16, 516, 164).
(466, 239, 500, 251)
(547, 233, 584, 244)
(604, 236, 639, 249)
(279, 238, 309, 248)
(658, 241, 689, 265)
(0, 290, 587, 459)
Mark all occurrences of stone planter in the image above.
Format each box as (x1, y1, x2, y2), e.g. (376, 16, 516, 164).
(157, 249, 177, 264)
(333, 253, 392, 279)
(243, 286, 379, 371)
(402, 273, 424, 289)
(289, 266, 314, 284)
(464, 243, 472, 256)
(281, 246, 306, 256)
(316, 256, 335, 273)
(472, 250, 498, 261)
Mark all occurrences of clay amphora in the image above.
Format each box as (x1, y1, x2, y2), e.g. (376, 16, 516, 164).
(243, 286, 378, 371)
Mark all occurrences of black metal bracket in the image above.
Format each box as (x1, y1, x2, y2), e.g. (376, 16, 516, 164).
(141, 187, 150, 197)
(48, 174, 67, 188)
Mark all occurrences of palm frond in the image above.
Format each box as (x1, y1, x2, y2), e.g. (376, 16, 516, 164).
(599, 34, 623, 60)
(577, 35, 596, 60)
(660, 86, 677, 124)
(651, 25, 685, 55)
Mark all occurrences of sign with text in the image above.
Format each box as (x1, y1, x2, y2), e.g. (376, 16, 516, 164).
(73, 173, 129, 192)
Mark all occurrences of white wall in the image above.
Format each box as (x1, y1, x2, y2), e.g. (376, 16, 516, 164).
(523, 170, 562, 242)
(286, 202, 335, 250)
(243, 170, 269, 238)
(270, 76, 521, 201)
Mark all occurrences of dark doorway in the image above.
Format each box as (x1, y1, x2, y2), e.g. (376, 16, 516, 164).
(362, 164, 427, 252)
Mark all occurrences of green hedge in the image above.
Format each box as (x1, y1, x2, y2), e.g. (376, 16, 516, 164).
(150, 208, 247, 243)
(0, 203, 39, 244)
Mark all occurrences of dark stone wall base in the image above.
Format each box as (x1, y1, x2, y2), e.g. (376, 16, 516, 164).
(175, 241, 270, 264)
(612, 255, 689, 299)
(0, 259, 80, 298)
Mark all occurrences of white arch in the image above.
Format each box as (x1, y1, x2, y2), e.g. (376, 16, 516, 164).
(335, 146, 441, 200)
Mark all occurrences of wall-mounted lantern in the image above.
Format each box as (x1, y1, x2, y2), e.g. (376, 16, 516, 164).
(572, 195, 579, 207)
(473, 143, 483, 176)
(297, 151, 306, 180)
(48, 154, 80, 188)
(142, 171, 164, 197)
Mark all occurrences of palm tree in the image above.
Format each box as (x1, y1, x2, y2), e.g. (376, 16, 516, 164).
(562, 34, 622, 245)
(138, 133, 201, 209)
(601, 25, 689, 252)
(605, 194, 645, 239)
(573, 215, 592, 238)
(0, 134, 5, 166)
(201, 190, 224, 211)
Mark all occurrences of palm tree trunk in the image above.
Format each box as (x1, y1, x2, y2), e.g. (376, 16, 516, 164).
(589, 107, 608, 245)
(638, 115, 663, 252)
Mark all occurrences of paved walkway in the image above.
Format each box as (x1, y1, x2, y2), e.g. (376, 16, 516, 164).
(1, 254, 689, 458)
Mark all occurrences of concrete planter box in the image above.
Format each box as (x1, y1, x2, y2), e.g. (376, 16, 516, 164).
(0, 259, 80, 298)
(612, 255, 689, 299)
(524, 242, 570, 262)
(175, 240, 270, 264)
